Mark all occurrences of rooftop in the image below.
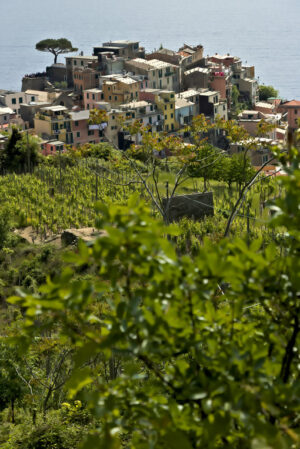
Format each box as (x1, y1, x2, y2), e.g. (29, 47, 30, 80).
(41, 105, 67, 112)
(184, 67, 210, 75)
(43, 140, 65, 146)
(281, 100, 300, 107)
(177, 89, 200, 98)
(175, 97, 195, 109)
(69, 110, 90, 121)
(255, 102, 274, 109)
(84, 88, 103, 93)
(66, 55, 98, 60)
(120, 100, 150, 109)
(0, 107, 14, 114)
(129, 58, 176, 70)
(198, 90, 219, 97)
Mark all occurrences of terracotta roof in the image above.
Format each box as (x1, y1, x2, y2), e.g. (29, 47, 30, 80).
(281, 100, 300, 107)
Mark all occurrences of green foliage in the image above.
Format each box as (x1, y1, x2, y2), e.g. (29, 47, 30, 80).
(54, 81, 68, 89)
(259, 85, 279, 101)
(0, 207, 11, 250)
(1, 409, 87, 449)
(35, 38, 78, 64)
(8, 149, 300, 448)
(1, 128, 39, 172)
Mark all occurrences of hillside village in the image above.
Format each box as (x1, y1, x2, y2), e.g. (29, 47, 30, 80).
(0, 39, 299, 167)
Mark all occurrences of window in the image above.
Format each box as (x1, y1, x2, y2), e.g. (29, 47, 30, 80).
(150, 105, 153, 111)
(149, 117, 152, 124)
(88, 130, 94, 136)
(115, 96, 117, 101)
(75, 121, 79, 127)
(92, 94, 95, 100)
(170, 104, 173, 109)
(165, 105, 167, 110)
(171, 123, 174, 130)
(165, 115, 167, 119)
(108, 87, 111, 91)
(74, 60, 77, 65)
(31, 96, 35, 102)
(295, 109, 298, 114)
(12, 98, 16, 105)
(109, 96, 112, 101)
(87, 93, 90, 99)
(81, 61, 84, 66)
(76, 132, 80, 138)
(112, 115, 115, 120)
(262, 154, 269, 163)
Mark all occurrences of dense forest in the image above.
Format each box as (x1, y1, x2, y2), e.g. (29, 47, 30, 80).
(0, 117, 299, 449)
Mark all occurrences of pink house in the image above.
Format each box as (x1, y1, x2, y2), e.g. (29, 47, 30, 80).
(41, 140, 66, 156)
(278, 100, 300, 130)
(70, 110, 102, 146)
(255, 101, 276, 115)
(83, 88, 104, 110)
(210, 73, 227, 101)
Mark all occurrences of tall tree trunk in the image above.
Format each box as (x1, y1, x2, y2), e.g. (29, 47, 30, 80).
(11, 399, 15, 424)
(54, 53, 58, 64)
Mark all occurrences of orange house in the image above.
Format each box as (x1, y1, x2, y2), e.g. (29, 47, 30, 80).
(279, 100, 300, 130)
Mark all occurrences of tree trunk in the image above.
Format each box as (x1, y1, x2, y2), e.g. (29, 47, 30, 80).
(54, 53, 58, 64)
(11, 399, 15, 424)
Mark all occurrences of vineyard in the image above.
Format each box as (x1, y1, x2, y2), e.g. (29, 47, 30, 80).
(0, 157, 282, 242)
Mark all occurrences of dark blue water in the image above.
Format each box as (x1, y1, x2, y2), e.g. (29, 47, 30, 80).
(0, 0, 299, 99)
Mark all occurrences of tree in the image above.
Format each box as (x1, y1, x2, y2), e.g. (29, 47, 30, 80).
(9, 148, 300, 448)
(1, 128, 39, 172)
(259, 85, 279, 101)
(35, 38, 78, 64)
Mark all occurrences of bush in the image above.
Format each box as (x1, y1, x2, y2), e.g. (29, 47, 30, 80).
(2, 410, 87, 449)
(0, 207, 11, 250)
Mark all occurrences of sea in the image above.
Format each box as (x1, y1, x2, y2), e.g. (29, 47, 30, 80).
(0, 0, 299, 100)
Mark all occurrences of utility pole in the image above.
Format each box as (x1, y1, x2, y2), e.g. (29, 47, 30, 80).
(247, 204, 250, 246)
(26, 130, 30, 173)
(59, 147, 62, 194)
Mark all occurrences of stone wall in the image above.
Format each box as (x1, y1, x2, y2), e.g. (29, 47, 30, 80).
(162, 192, 214, 222)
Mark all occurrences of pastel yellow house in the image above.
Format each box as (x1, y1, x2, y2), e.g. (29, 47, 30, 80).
(34, 106, 72, 143)
(155, 90, 176, 132)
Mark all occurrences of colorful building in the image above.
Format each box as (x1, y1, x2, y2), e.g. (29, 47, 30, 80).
(155, 90, 176, 132)
(73, 68, 99, 93)
(69, 110, 102, 147)
(34, 106, 72, 143)
(83, 88, 104, 110)
(40, 140, 66, 156)
(279, 100, 300, 130)
(102, 76, 141, 106)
